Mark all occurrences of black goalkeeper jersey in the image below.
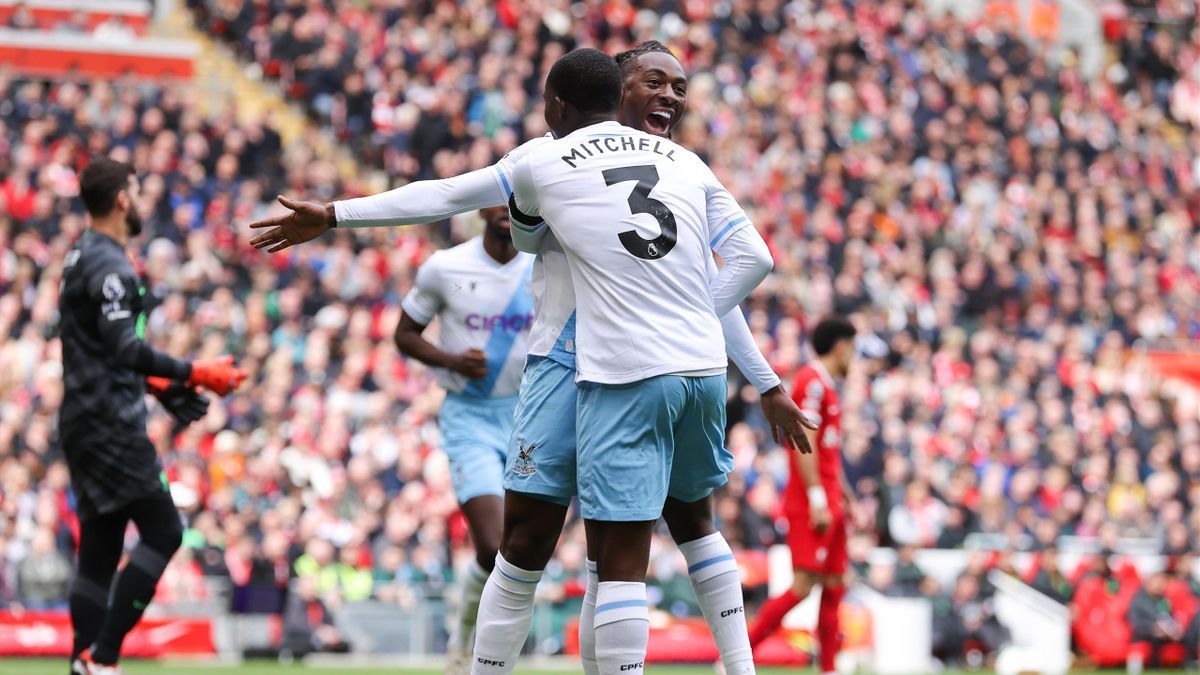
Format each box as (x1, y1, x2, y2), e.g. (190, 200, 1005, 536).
(57, 230, 191, 517)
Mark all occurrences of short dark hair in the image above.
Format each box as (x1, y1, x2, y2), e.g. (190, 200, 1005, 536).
(615, 40, 675, 79)
(811, 316, 857, 356)
(546, 48, 621, 114)
(79, 158, 134, 217)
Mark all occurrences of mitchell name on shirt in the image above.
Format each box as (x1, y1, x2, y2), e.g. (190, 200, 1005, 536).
(560, 134, 678, 168)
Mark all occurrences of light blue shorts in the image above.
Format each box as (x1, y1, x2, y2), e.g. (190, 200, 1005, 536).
(503, 356, 577, 506)
(438, 392, 518, 504)
(576, 374, 729, 522)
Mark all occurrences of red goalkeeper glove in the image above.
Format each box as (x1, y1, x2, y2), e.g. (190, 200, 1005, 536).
(146, 376, 172, 397)
(147, 377, 210, 426)
(187, 355, 248, 396)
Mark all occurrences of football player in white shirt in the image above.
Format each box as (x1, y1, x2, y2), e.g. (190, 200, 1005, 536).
(486, 48, 774, 674)
(392, 205, 533, 667)
(248, 42, 812, 675)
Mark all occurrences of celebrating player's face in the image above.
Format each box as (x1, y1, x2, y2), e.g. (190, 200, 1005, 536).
(620, 52, 687, 138)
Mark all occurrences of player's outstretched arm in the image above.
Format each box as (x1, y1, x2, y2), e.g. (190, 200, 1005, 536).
(248, 196, 336, 252)
(250, 168, 506, 251)
(249, 141, 550, 252)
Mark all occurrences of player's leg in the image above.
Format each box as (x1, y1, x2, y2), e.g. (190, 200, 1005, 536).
(587, 518, 655, 674)
(471, 491, 569, 674)
(815, 522, 849, 675)
(666, 375, 755, 673)
(577, 376, 684, 674)
(454, 492, 503, 666)
(748, 567, 817, 649)
(89, 492, 183, 665)
(440, 394, 514, 669)
(747, 506, 827, 650)
(69, 509, 127, 663)
(472, 357, 577, 674)
(579, 522, 602, 675)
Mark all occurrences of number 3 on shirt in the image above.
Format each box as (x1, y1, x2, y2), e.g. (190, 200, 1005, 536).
(603, 165, 677, 260)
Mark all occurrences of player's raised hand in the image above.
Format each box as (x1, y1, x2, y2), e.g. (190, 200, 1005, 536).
(187, 355, 249, 396)
(449, 348, 488, 379)
(249, 196, 336, 253)
(760, 384, 818, 454)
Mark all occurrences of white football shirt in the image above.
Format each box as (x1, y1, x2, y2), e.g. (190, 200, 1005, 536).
(509, 121, 754, 385)
(494, 137, 580, 370)
(401, 237, 535, 398)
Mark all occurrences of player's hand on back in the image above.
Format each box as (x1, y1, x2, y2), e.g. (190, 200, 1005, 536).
(187, 355, 249, 396)
(248, 196, 336, 253)
(449, 348, 489, 379)
(760, 384, 818, 453)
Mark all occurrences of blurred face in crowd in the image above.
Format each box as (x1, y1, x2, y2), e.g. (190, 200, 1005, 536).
(619, 51, 687, 137)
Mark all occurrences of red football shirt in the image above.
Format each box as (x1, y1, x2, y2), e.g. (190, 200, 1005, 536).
(784, 360, 843, 518)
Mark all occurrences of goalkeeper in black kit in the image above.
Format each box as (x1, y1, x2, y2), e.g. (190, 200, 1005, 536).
(58, 158, 248, 675)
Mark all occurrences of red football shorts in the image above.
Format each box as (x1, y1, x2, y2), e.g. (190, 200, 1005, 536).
(788, 513, 848, 575)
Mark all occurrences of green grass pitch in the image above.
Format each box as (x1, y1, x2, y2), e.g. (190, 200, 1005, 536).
(0, 660, 1181, 675)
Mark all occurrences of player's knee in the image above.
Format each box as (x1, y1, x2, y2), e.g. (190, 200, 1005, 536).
(661, 497, 715, 545)
(792, 572, 816, 599)
(148, 517, 184, 556)
(499, 526, 555, 571)
(475, 545, 498, 572)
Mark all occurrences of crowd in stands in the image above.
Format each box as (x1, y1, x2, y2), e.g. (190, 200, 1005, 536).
(1, 0, 1198, 664)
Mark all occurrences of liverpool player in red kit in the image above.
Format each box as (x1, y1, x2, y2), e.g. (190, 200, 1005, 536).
(747, 316, 857, 673)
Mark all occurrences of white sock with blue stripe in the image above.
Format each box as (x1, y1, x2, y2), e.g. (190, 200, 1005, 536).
(579, 560, 600, 675)
(679, 532, 755, 674)
(471, 553, 541, 674)
(594, 581, 649, 673)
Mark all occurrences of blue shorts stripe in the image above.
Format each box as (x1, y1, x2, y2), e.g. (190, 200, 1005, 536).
(687, 553, 735, 576)
(498, 568, 538, 584)
(595, 599, 648, 614)
(709, 215, 748, 248)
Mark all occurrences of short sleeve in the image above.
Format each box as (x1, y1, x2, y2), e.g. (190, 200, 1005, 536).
(89, 267, 138, 325)
(400, 255, 444, 325)
(796, 371, 825, 425)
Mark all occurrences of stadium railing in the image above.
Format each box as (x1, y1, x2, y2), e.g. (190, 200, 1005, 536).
(989, 570, 1071, 675)
(0, 27, 196, 78)
(0, 0, 150, 34)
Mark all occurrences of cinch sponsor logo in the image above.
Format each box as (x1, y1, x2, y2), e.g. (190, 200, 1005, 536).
(465, 312, 534, 332)
(477, 658, 505, 666)
(721, 606, 744, 618)
(620, 663, 644, 671)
